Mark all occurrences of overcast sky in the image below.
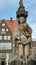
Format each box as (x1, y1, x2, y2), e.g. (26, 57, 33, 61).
(0, 0, 36, 39)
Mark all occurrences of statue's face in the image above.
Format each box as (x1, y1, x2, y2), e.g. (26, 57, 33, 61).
(18, 17, 25, 24)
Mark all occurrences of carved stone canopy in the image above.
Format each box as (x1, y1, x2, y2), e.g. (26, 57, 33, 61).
(16, 0, 28, 18)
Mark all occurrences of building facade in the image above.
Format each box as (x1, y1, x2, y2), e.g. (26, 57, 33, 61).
(0, 20, 17, 65)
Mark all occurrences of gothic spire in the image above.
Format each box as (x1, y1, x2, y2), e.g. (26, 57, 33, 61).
(20, 0, 23, 6)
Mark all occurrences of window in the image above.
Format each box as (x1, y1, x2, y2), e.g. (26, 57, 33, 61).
(4, 36, 7, 40)
(6, 28, 8, 31)
(0, 36, 2, 40)
(0, 43, 11, 50)
(2, 29, 5, 32)
(2, 23, 5, 26)
(8, 36, 11, 40)
(4, 36, 11, 40)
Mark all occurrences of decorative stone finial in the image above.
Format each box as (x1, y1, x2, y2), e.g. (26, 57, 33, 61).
(20, 0, 23, 6)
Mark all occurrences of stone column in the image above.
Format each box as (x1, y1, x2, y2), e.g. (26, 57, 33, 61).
(25, 45, 29, 62)
(6, 53, 9, 65)
(18, 44, 23, 58)
(0, 57, 1, 65)
(29, 43, 32, 55)
(23, 45, 25, 61)
(0, 54, 1, 65)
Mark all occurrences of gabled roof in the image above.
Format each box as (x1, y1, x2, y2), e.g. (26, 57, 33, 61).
(0, 20, 17, 34)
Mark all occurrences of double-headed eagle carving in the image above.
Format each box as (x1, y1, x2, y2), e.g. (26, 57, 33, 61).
(19, 22, 32, 37)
